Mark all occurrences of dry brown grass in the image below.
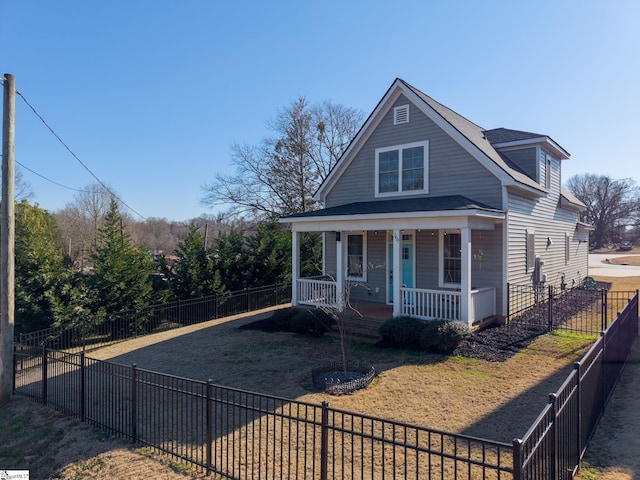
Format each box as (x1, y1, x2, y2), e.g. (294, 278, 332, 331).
(2, 277, 638, 479)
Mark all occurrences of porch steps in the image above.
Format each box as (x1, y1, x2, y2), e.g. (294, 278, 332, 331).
(327, 313, 388, 344)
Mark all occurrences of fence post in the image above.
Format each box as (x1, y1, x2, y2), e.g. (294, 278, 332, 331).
(206, 380, 213, 476)
(574, 361, 581, 470)
(601, 289, 607, 331)
(131, 364, 137, 444)
(80, 352, 86, 421)
(548, 285, 554, 332)
(506, 283, 511, 320)
(512, 438, 523, 480)
(320, 401, 329, 480)
(549, 392, 558, 479)
(41, 347, 48, 405)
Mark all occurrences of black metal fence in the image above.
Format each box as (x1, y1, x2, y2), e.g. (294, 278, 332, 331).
(513, 291, 638, 480)
(12, 288, 639, 479)
(507, 284, 635, 335)
(15, 283, 292, 354)
(14, 348, 514, 479)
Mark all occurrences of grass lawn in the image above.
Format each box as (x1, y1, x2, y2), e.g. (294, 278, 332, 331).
(2, 276, 637, 479)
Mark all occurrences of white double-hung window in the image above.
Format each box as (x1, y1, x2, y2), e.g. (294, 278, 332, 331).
(375, 141, 429, 197)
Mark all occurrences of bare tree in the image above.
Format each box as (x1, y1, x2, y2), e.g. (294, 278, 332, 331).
(566, 174, 640, 248)
(202, 97, 363, 219)
(53, 183, 114, 266)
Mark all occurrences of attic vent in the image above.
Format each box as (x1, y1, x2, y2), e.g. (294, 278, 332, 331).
(394, 104, 410, 125)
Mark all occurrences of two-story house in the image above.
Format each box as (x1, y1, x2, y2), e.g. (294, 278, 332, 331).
(281, 78, 590, 327)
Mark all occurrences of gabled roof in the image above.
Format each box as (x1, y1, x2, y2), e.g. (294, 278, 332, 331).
(316, 78, 570, 201)
(284, 195, 503, 221)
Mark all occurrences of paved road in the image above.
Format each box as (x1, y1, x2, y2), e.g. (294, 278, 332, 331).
(588, 253, 640, 277)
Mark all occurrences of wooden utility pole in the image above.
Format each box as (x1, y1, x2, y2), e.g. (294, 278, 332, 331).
(0, 73, 15, 406)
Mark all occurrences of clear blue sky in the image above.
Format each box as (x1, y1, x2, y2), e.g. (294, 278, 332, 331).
(1, 1, 638, 222)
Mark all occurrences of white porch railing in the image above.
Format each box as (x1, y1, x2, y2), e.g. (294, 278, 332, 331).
(297, 277, 338, 308)
(297, 278, 496, 323)
(400, 287, 496, 323)
(469, 287, 497, 322)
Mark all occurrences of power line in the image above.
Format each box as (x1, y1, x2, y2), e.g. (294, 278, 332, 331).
(14, 88, 146, 219)
(15, 160, 86, 192)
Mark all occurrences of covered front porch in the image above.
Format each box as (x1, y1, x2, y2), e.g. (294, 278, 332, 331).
(282, 197, 506, 327)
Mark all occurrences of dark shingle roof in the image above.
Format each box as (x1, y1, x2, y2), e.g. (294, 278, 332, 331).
(483, 128, 546, 144)
(285, 195, 503, 219)
(397, 80, 544, 191)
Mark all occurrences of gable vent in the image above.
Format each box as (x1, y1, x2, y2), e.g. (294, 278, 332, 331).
(394, 104, 410, 125)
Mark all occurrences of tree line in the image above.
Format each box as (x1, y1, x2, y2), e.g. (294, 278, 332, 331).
(15, 197, 323, 335)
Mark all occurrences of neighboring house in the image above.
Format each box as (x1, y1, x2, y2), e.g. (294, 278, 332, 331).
(281, 78, 591, 327)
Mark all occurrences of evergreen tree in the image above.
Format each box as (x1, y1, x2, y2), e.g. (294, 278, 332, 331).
(212, 228, 249, 292)
(246, 218, 291, 286)
(86, 199, 154, 317)
(14, 200, 72, 333)
(169, 224, 218, 299)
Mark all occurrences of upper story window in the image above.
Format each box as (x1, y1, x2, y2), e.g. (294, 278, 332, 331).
(375, 141, 429, 197)
(544, 153, 552, 189)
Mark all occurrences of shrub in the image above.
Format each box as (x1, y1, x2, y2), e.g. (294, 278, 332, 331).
(378, 316, 424, 349)
(418, 319, 447, 351)
(421, 320, 471, 353)
(290, 308, 335, 336)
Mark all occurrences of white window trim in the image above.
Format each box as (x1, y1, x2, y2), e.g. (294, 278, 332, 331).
(439, 230, 461, 288)
(393, 104, 410, 125)
(565, 233, 570, 264)
(345, 232, 367, 281)
(374, 140, 429, 198)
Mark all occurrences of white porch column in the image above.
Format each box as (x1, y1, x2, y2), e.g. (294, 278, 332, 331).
(392, 229, 402, 317)
(460, 227, 472, 326)
(291, 231, 300, 306)
(335, 231, 344, 312)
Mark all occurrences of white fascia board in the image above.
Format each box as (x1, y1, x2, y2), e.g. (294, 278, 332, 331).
(492, 137, 570, 160)
(286, 209, 504, 232)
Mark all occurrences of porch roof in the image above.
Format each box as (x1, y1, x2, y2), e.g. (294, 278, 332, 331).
(283, 195, 504, 221)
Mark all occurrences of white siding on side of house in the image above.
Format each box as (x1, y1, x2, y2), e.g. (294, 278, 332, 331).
(506, 149, 587, 289)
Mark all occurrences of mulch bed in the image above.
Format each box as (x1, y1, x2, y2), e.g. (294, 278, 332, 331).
(241, 284, 608, 363)
(453, 323, 547, 362)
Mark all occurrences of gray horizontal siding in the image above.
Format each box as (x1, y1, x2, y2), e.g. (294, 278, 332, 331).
(326, 95, 503, 209)
(500, 147, 537, 182)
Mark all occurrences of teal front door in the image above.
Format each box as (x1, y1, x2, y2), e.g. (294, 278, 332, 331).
(388, 242, 414, 302)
